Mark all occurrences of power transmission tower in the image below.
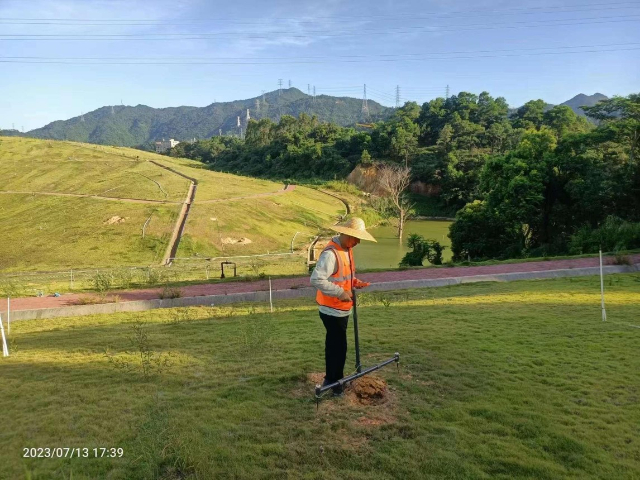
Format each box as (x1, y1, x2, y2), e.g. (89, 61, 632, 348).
(395, 85, 400, 108)
(219, 128, 222, 136)
(111, 105, 115, 115)
(288, 79, 292, 88)
(278, 79, 283, 95)
(313, 86, 316, 103)
(262, 90, 266, 102)
(81, 112, 85, 122)
(255, 99, 260, 113)
(446, 84, 450, 98)
(361, 84, 370, 121)
(307, 84, 310, 96)
(246, 109, 250, 122)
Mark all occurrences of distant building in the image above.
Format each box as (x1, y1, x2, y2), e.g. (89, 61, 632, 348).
(154, 138, 180, 153)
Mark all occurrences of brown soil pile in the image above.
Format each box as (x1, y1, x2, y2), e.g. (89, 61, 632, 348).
(221, 237, 252, 245)
(350, 376, 388, 405)
(307, 372, 390, 406)
(104, 215, 126, 225)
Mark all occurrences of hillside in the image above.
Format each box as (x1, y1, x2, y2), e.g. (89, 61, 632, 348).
(560, 93, 609, 117)
(23, 88, 392, 148)
(0, 136, 345, 272)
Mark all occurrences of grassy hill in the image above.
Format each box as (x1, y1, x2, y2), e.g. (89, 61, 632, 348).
(2, 274, 639, 479)
(23, 88, 392, 147)
(0, 136, 345, 272)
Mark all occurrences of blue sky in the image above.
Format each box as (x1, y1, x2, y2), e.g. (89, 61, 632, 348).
(1, 0, 639, 131)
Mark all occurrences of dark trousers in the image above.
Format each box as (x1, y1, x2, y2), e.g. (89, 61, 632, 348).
(320, 312, 349, 387)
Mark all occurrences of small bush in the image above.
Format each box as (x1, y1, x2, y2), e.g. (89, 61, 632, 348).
(159, 285, 182, 299)
(400, 234, 446, 267)
(614, 254, 632, 266)
(92, 271, 113, 293)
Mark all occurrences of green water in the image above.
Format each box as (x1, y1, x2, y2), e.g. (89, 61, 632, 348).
(353, 220, 453, 270)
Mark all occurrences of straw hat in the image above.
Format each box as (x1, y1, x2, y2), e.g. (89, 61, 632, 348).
(333, 217, 377, 242)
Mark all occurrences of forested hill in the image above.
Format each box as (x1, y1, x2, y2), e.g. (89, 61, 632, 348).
(560, 93, 609, 117)
(22, 88, 391, 147)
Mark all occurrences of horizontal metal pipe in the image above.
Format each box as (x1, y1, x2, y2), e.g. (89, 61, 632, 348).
(315, 352, 399, 397)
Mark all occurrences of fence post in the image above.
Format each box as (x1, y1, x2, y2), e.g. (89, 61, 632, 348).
(70, 269, 74, 290)
(269, 277, 273, 313)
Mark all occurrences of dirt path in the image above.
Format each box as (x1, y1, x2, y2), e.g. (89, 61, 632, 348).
(8, 253, 639, 313)
(195, 184, 296, 203)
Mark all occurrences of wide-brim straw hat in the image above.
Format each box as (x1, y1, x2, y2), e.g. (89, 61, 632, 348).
(333, 216, 377, 242)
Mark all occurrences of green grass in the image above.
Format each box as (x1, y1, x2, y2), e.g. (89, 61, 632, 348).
(0, 137, 190, 201)
(0, 137, 347, 274)
(2, 274, 639, 479)
(0, 194, 178, 272)
(177, 186, 345, 258)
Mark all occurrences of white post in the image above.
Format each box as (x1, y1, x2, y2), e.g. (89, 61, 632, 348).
(269, 276, 273, 313)
(0, 313, 8, 357)
(599, 249, 607, 322)
(6, 297, 10, 335)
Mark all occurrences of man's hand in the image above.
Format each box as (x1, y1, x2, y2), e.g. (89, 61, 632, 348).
(353, 280, 371, 289)
(338, 290, 353, 302)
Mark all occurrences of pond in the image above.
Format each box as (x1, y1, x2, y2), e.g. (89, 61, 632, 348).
(353, 220, 453, 270)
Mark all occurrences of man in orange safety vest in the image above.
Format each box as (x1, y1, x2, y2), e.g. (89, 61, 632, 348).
(310, 217, 376, 396)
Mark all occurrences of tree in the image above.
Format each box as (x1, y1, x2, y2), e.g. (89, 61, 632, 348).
(583, 93, 640, 162)
(377, 163, 414, 239)
(399, 234, 445, 266)
(511, 99, 546, 130)
(542, 105, 591, 139)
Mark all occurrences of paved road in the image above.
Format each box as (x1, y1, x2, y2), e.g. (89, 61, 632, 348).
(8, 253, 639, 312)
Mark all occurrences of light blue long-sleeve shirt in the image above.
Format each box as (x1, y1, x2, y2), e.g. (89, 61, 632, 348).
(310, 237, 352, 317)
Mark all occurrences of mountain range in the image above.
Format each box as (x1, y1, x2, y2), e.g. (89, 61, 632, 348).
(1, 91, 608, 148)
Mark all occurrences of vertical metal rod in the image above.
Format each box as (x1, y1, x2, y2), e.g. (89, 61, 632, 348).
(353, 289, 362, 373)
(350, 248, 362, 373)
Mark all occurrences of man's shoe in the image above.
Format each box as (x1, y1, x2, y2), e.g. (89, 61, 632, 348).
(332, 386, 344, 397)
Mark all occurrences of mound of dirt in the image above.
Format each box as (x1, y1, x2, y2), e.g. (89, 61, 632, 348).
(306, 372, 390, 406)
(351, 376, 388, 404)
(221, 237, 252, 245)
(103, 216, 126, 225)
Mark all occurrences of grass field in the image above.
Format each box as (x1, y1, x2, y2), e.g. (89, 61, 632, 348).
(0, 194, 178, 272)
(178, 186, 346, 258)
(0, 137, 190, 202)
(1, 274, 639, 479)
(0, 137, 347, 274)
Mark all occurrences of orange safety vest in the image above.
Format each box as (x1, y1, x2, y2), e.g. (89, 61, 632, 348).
(316, 238, 354, 311)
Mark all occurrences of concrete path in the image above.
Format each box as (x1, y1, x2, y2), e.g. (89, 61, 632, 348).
(5, 254, 639, 321)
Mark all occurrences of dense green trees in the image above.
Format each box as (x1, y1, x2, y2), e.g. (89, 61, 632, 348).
(172, 91, 638, 262)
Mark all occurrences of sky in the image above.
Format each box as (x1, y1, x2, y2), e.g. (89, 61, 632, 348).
(0, 0, 639, 131)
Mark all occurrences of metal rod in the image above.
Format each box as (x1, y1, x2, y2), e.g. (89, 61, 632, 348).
(315, 353, 399, 397)
(350, 248, 362, 373)
(353, 288, 362, 373)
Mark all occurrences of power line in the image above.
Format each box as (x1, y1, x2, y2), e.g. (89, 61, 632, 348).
(3, 45, 638, 65)
(2, 15, 639, 41)
(2, 2, 638, 24)
(6, 42, 638, 62)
